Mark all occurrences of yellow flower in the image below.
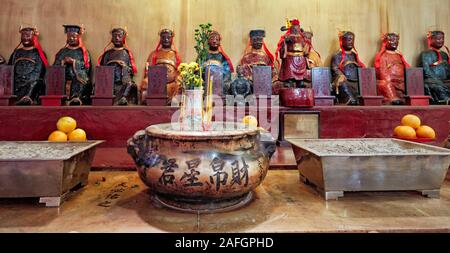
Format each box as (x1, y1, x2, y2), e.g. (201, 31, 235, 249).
(188, 62, 199, 69)
(178, 63, 188, 72)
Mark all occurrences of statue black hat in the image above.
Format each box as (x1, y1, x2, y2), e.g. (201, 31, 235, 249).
(63, 25, 83, 34)
(249, 29, 265, 38)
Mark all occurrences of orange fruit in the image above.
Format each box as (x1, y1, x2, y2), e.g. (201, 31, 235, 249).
(401, 114, 421, 129)
(48, 130, 68, 142)
(68, 128, 87, 141)
(242, 115, 258, 128)
(416, 125, 436, 139)
(394, 125, 417, 139)
(393, 125, 404, 136)
(56, 116, 77, 133)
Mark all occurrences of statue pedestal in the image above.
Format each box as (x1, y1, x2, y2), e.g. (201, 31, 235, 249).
(312, 67, 334, 106)
(405, 96, 430, 106)
(92, 66, 115, 106)
(0, 66, 15, 106)
(0, 96, 15, 106)
(279, 88, 314, 107)
(358, 96, 384, 106)
(405, 68, 430, 106)
(358, 68, 383, 106)
(41, 95, 65, 106)
(40, 66, 65, 106)
(146, 66, 168, 106)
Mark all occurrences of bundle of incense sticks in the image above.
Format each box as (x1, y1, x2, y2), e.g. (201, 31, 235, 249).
(179, 91, 186, 130)
(203, 68, 213, 129)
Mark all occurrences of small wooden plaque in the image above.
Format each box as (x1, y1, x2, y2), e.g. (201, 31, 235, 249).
(358, 68, 377, 96)
(92, 66, 115, 106)
(253, 66, 272, 96)
(0, 65, 14, 96)
(45, 66, 65, 96)
(312, 67, 331, 96)
(405, 68, 425, 96)
(147, 65, 167, 96)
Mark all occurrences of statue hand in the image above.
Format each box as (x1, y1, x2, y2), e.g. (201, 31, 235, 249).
(63, 57, 75, 65)
(337, 75, 346, 85)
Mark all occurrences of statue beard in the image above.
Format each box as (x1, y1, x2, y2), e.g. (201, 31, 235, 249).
(113, 41, 124, 48)
(22, 40, 34, 48)
(209, 45, 219, 51)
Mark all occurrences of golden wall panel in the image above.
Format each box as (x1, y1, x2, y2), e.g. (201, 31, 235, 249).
(0, 0, 448, 84)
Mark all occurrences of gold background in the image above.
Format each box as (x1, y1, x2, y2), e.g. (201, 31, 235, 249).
(0, 0, 448, 84)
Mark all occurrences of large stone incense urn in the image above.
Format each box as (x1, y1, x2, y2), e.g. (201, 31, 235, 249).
(127, 122, 276, 212)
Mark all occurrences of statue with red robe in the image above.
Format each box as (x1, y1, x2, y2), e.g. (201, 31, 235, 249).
(238, 29, 276, 84)
(8, 26, 48, 105)
(54, 25, 92, 105)
(98, 27, 138, 105)
(418, 30, 450, 104)
(141, 28, 181, 104)
(202, 30, 234, 95)
(275, 19, 310, 88)
(330, 31, 365, 105)
(375, 33, 410, 105)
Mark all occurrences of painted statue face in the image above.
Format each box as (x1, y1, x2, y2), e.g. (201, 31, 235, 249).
(111, 30, 125, 47)
(431, 33, 445, 49)
(251, 36, 263, 50)
(385, 35, 399, 51)
(290, 25, 301, 35)
(67, 32, 80, 47)
(160, 32, 172, 48)
(20, 30, 34, 47)
(208, 34, 220, 50)
(342, 34, 354, 51)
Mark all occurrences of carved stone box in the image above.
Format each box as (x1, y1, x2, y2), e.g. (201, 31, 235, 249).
(288, 138, 450, 200)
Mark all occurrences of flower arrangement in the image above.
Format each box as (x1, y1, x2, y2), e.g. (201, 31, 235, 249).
(177, 62, 202, 90)
(178, 23, 215, 131)
(194, 23, 212, 67)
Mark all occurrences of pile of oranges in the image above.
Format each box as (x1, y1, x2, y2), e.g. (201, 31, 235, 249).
(393, 114, 436, 140)
(48, 116, 87, 142)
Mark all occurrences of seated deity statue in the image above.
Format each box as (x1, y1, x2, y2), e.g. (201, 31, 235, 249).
(231, 65, 252, 98)
(302, 30, 323, 88)
(330, 31, 366, 105)
(275, 19, 310, 88)
(202, 30, 234, 95)
(238, 29, 277, 85)
(98, 27, 138, 105)
(8, 26, 48, 105)
(418, 30, 450, 104)
(303, 31, 323, 69)
(375, 33, 410, 105)
(54, 25, 92, 105)
(141, 28, 181, 104)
